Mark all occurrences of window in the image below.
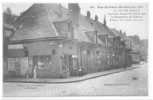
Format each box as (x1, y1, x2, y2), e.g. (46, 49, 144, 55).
(69, 46, 72, 49)
(36, 56, 52, 69)
(96, 50, 100, 55)
(54, 21, 73, 38)
(52, 49, 56, 55)
(87, 50, 90, 55)
(90, 22, 93, 25)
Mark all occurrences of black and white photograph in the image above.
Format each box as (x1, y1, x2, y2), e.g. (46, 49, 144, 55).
(2, 2, 148, 97)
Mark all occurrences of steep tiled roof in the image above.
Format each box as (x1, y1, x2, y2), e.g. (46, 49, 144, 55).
(73, 27, 91, 42)
(79, 16, 117, 45)
(75, 15, 105, 43)
(94, 21, 115, 37)
(111, 28, 127, 40)
(10, 3, 116, 45)
(77, 15, 115, 43)
(78, 15, 94, 32)
(11, 4, 70, 41)
(72, 15, 93, 42)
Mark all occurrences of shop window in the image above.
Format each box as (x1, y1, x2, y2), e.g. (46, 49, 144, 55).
(61, 55, 68, 71)
(35, 56, 52, 69)
(82, 50, 87, 55)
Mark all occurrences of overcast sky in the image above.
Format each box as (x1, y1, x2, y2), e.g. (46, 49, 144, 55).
(3, 3, 148, 39)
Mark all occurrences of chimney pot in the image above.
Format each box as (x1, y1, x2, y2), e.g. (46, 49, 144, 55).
(87, 11, 91, 18)
(95, 15, 98, 21)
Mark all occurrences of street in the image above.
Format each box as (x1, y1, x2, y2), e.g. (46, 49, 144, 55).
(3, 63, 148, 96)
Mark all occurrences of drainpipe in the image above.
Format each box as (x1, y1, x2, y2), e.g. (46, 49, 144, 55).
(33, 65, 37, 79)
(105, 36, 108, 48)
(95, 30, 98, 44)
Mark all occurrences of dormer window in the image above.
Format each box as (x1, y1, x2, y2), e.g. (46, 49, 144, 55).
(90, 22, 93, 25)
(54, 21, 73, 38)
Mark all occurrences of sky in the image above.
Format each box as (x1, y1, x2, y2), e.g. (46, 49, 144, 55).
(3, 3, 148, 39)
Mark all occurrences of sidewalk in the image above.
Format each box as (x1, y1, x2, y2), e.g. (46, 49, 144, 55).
(4, 66, 138, 83)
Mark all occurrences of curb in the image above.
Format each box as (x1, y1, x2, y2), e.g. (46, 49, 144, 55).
(4, 67, 138, 84)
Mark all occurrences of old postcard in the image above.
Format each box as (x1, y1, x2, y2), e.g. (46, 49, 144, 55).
(3, 2, 148, 97)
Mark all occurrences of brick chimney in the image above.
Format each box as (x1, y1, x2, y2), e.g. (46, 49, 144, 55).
(68, 3, 80, 27)
(103, 15, 107, 26)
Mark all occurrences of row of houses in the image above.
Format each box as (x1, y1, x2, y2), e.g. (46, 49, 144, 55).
(4, 3, 133, 79)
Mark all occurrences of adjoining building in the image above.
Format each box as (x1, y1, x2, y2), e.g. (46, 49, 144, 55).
(5, 3, 132, 79)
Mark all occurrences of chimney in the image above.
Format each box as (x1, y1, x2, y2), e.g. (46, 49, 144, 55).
(103, 15, 107, 26)
(68, 3, 80, 26)
(95, 15, 98, 21)
(120, 30, 122, 34)
(87, 11, 91, 19)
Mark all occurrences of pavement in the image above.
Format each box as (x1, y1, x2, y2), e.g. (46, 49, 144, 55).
(3, 62, 148, 96)
(4, 66, 138, 83)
